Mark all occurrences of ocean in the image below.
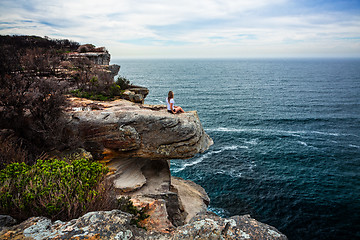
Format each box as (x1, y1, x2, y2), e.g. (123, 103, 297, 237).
(112, 58, 360, 240)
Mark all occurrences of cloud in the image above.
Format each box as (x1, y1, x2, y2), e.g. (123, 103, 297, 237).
(0, 0, 359, 58)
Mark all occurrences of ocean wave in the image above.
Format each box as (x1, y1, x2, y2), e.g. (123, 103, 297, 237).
(207, 206, 229, 217)
(172, 145, 245, 173)
(310, 131, 340, 137)
(244, 139, 259, 145)
(296, 141, 318, 149)
(349, 144, 360, 149)
(205, 127, 358, 138)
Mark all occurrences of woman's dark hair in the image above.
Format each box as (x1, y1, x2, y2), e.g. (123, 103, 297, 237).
(168, 91, 174, 102)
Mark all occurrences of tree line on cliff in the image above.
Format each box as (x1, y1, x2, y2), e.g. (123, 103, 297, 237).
(0, 35, 80, 166)
(0, 35, 131, 167)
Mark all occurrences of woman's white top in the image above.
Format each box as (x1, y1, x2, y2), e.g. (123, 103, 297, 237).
(166, 97, 175, 111)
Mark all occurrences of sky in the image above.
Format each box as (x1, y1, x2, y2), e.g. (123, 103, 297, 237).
(1, 0, 360, 58)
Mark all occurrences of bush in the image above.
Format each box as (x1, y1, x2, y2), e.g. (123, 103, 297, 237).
(0, 158, 110, 221)
(71, 80, 128, 101)
(116, 76, 131, 90)
(117, 196, 149, 229)
(0, 35, 75, 160)
(0, 135, 29, 169)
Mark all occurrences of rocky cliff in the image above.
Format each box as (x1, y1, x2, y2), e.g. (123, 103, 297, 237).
(0, 96, 288, 239)
(0, 40, 288, 238)
(63, 97, 214, 230)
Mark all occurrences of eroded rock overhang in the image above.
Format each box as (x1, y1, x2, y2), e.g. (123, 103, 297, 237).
(64, 97, 214, 161)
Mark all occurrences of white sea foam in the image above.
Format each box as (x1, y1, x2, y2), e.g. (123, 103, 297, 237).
(245, 139, 258, 145)
(173, 145, 243, 173)
(229, 171, 243, 178)
(207, 206, 228, 217)
(349, 144, 360, 148)
(205, 127, 261, 133)
(206, 127, 357, 138)
(173, 150, 217, 173)
(223, 145, 249, 150)
(311, 131, 340, 137)
(298, 141, 308, 146)
(249, 161, 257, 171)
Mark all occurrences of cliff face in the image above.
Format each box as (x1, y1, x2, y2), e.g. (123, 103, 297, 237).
(63, 97, 214, 230)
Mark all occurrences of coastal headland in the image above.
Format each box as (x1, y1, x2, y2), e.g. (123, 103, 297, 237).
(0, 36, 287, 239)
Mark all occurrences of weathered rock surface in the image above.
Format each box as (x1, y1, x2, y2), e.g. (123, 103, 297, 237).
(172, 213, 288, 240)
(171, 176, 210, 223)
(0, 210, 169, 240)
(72, 44, 111, 65)
(122, 86, 150, 103)
(65, 98, 213, 161)
(109, 158, 184, 231)
(0, 211, 287, 240)
(132, 197, 175, 233)
(66, 45, 121, 85)
(0, 215, 16, 232)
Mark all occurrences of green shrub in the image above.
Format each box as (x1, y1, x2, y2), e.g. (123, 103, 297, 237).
(70, 75, 132, 101)
(115, 76, 131, 90)
(70, 83, 126, 101)
(109, 84, 122, 97)
(0, 158, 109, 221)
(117, 196, 149, 229)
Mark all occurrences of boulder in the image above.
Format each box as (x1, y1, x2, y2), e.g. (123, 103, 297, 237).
(132, 197, 175, 233)
(121, 86, 149, 103)
(0, 215, 16, 232)
(107, 64, 121, 79)
(171, 176, 210, 223)
(172, 213, 288, 240)
(122, 90, 144, 103)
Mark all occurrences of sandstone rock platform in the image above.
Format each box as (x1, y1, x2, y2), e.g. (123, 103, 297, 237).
(65, 97, 213, 161)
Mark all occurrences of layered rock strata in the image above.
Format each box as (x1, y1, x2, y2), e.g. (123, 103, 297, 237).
(65, 97, 213, 161)
(66, 46, 121, 87)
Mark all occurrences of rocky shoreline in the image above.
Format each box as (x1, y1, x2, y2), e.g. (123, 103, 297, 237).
(0, 97, 287, 239)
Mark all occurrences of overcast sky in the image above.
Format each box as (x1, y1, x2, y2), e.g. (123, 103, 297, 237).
(1, 0, 360, 58)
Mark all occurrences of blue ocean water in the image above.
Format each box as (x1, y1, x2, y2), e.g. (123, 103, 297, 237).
(113, 58, 360, 240)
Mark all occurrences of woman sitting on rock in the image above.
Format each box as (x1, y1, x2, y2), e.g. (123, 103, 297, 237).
(166, 91, 185, 114)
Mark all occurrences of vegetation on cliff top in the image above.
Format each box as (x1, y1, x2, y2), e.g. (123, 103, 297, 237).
(0, 35, 130, 166)
(71, 75, 131, 101)
(1, 35, 74, 165)
(0, 35, 146, 224)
